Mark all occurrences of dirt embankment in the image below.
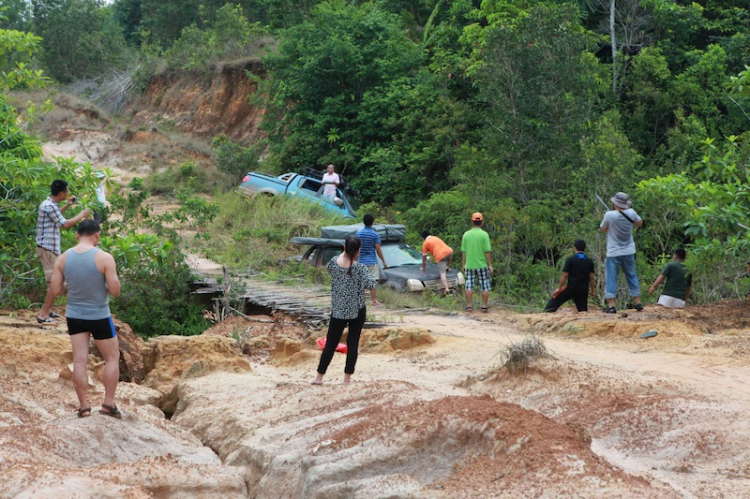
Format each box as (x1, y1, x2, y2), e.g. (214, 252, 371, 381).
(33, 57, 266, 187)
(129, 58, 266, 144)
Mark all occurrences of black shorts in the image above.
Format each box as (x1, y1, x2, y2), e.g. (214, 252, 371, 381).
(66, 317, 117, 341)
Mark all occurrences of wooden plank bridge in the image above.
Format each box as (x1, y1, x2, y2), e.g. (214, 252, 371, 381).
(192, 270, 332, 327)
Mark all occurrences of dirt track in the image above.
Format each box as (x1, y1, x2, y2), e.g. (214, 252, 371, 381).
(187, 298, 750, 497)
(385, 303, 750, 497)
(3, 283, 750, 496)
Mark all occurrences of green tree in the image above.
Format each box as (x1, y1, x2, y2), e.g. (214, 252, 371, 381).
(619, 47, 673, 155)
(0, 19, 51, 307)
(164, 3, 267, 70)
(112, 0, 142, 44)
(31, 0, 128, 82)
(240, 0, 318, 29)
(136, 0, 202, 47)
(0, 0, 33, 30)
(261, 0, 429, 203)
(461, 3, 603, 204)
(636, 135, 750, 300)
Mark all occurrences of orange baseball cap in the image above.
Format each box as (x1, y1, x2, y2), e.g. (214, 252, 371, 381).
(472, 212, 483, 222)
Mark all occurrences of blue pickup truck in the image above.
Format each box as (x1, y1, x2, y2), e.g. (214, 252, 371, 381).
(239, 169, 357, 218)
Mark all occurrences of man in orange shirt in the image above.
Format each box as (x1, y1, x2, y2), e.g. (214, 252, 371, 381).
(421, 230, 454, 294)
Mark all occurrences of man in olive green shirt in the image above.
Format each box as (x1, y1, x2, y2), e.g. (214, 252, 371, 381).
(461, 212, 493, 312)
(648, 248, 692, 308)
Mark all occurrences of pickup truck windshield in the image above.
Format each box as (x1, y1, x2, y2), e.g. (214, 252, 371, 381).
(380, 244, 422, 267)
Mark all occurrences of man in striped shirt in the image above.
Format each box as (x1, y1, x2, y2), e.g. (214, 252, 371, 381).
(355, 214, 388, 306)
(36, 179, 91, 323)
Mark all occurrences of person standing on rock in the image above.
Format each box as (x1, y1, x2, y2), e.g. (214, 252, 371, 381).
(600, 192, 644, 314)
(313, 235, 377, 385)
(36, 179, 91, 324)
(648, 248, 692, 308)
(51, 219, 122, 418)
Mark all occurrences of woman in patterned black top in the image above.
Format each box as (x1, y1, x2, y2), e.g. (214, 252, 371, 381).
(313, 236, 378, 385)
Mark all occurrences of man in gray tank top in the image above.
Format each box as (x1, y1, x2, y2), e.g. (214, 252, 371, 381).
(51, 219, 122, 419)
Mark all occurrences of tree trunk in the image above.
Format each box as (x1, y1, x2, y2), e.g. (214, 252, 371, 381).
(610, 0, 617, 92)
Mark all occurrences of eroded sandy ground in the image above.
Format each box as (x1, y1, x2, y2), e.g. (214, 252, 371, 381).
(12, 104, 750, 497)
(2, 300, 750, 498)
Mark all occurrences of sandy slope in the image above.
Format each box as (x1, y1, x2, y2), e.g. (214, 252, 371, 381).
(4, 291, 750, 497)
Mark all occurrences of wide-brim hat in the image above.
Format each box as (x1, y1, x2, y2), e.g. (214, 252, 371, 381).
(611, 192, 632, 209)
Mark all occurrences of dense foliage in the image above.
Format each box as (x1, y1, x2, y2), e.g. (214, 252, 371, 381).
(0, 17, 216, 335)
(3, 0, 750, 310)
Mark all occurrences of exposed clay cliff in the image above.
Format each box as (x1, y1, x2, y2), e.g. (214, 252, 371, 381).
(127, 58, 266, 144)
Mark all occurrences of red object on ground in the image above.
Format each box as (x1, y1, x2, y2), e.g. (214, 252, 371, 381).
(316, 337, 348, 354)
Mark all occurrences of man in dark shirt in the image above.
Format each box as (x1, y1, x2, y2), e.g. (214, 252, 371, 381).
(544, 239, 595, 313)
(648, 248, 692, 308)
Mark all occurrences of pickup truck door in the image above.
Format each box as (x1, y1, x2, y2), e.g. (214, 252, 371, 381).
(297, 177, 324, 198)
(317, 246, 342, 267)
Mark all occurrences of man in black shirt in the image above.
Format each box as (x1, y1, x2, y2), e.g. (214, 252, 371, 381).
(544, 240, 596, 313)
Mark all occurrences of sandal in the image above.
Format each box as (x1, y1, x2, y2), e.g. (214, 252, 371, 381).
(49, 311, 60, 318)
(76, 407, 91, 418)
(36, 316, 55, 324)
(99, 404, 122, 419)
(464, 306, 473, 311)
(481, 307, 488, 313)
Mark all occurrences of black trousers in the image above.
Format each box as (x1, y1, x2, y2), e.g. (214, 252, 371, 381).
(544, 288, 589, 312)
(317, 307, 366, 375)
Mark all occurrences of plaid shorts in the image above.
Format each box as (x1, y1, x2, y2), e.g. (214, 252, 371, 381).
(465, 267, 491, 291)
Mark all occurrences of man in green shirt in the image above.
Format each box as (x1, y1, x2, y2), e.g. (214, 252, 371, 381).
(648, 248, 692, 308)
(461, 212, 493, 312)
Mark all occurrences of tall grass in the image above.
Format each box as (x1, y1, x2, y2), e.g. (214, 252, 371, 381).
(196, 191, 349, 270)
(143, 162, 234, 195)
(191, 193, 476, 311)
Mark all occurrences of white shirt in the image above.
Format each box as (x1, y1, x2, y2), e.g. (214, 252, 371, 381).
(95, 183, 107, 205)
(322, 173, 340, 199)
(600, 209, 641, 257)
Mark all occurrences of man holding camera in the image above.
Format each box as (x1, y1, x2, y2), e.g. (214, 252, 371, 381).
(36, 179, 91, 323)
